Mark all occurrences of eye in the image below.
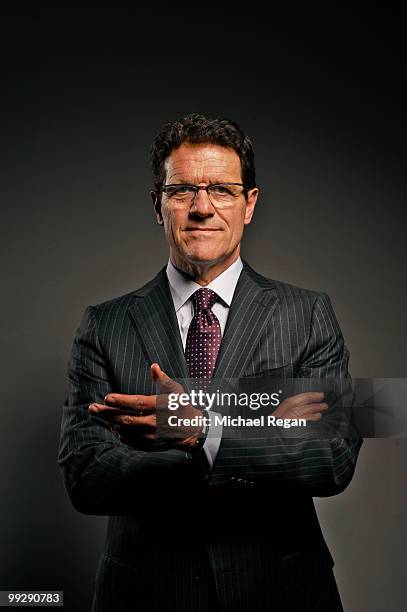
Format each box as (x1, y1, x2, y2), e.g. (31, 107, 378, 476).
(174, 185, 192, 194)
(166, 185, 194, 197)
(211, 185, 232, 195)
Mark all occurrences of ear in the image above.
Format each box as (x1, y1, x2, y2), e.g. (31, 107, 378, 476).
(244, 187, 259, 225)
(151, 190, 164, 225)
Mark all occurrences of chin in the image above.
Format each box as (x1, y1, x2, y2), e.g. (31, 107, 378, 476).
(181, 243, 218, 263)
(185, 248, 231, 266)
(187, 253, 219, 265)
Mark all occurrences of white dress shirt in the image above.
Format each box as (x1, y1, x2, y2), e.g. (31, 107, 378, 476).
(166, 256, 243, 467)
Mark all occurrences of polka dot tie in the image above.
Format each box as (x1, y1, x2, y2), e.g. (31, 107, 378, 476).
(185, 288, 222, 383)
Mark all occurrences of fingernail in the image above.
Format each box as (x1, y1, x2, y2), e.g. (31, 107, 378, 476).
(105, 395, 115, 405)
(89, 404, 99, 413)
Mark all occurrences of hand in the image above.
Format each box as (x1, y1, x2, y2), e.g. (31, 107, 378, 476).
(88, 363, 205, 450)
(272, 392, 328, 421)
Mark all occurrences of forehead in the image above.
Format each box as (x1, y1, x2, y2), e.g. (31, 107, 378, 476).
(164, 142, 242, 182)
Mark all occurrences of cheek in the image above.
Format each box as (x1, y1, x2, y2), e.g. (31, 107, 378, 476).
(227, 212, 246, 239)
(163, 209, 183, 240)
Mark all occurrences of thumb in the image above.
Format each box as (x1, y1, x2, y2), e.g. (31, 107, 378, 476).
(150, 363, 179, 393)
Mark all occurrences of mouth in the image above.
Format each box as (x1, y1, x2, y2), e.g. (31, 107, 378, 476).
(183, 228, 222, 232)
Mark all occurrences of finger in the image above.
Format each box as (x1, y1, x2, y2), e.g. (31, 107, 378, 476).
(305, 412, 323, 421)
(296, 402, 329, 416)
(143, 433, 157, 441)
(287, 392, 325, 406)
(89, 403, 144, 416)
(150, 363, 182, 394)
(150, 363, 161, 381)
(89, 404, 156, 423)
(103, 394, 156, 412)
(98, 413, 156, 427)
(276, 402, 328, 419)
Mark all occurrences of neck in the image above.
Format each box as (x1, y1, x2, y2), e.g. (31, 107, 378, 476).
(170, 249, 240, 286)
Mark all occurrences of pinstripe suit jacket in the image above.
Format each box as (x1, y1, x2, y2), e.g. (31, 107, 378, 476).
(58, 259, 362, 612)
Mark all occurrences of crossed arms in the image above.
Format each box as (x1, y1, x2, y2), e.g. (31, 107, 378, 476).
(57, 294, 363, 516)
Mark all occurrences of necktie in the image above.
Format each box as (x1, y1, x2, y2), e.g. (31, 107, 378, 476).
(185, 288, 222, 382)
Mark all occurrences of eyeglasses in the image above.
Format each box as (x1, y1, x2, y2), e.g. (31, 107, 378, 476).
(158, 183, 247, 208)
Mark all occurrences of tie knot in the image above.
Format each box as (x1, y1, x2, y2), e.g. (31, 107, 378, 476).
(191, 288, 218, 311)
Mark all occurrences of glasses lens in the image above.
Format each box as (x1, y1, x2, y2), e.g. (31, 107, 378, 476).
(208, 184, 244, 206)
(162, 184, 244, 207)
(164, 185, 196, 202)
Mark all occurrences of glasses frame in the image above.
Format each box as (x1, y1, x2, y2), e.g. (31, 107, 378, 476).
(157, 182, 248, 206)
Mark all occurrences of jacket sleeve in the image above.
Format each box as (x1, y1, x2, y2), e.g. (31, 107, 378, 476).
(207, 293, 363, 496)
(57, 305, 207, 516)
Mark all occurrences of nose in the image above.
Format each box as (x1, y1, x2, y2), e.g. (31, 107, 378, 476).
(189, 187, 215, 217)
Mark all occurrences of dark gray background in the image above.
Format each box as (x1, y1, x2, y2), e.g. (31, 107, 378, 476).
(1, 11, 406, 611)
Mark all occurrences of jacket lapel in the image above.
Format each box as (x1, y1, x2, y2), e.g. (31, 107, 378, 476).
(126, 260, 279, 384)
(211, 259, 279, 380)
(127, 267, 189, 380)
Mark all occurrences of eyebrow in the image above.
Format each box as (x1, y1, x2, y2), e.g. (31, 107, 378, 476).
(165, 179, 236, 185)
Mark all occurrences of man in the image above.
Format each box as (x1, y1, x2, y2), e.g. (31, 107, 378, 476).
(58, 113, 362, 611)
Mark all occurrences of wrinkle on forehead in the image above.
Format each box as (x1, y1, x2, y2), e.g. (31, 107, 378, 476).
(164, 143, 242, 184)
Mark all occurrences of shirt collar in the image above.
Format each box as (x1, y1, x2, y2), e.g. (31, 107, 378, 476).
(166, 256, 243, 312)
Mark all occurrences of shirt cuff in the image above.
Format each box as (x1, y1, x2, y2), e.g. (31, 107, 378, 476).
(202, 411, 223, 469)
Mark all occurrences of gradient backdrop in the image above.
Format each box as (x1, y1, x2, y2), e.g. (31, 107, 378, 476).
(1, 12, 406, 612)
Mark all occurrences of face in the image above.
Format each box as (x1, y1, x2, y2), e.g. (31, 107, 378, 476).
(152, 142, 259, 271)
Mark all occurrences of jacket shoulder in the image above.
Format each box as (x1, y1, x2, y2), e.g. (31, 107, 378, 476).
(271, 278, 326, 306)
(82, 267, 167, 325)
(242, 260, 325, 304)
(93, 268, 166, 308)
